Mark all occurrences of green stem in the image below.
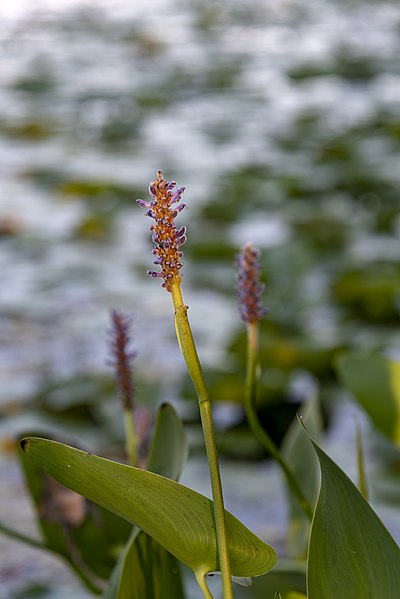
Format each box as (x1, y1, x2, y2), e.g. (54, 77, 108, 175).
(195, 570, 215, 599)
(0, 520, 48, 551)
(356, 424, 368, 501)
(171, 282, 234, 599)
(244, 321, 313, 521)
(0, 521, 102, 595)
(123, 407, 138, 467)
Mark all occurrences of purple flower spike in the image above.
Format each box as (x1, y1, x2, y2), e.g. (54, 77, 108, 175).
(108, 310, 135, 410)
(137, 170, 187, 292)
(237, 242, 267, 324)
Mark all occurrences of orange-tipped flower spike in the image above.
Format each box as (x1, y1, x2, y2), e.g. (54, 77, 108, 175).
(137, 170, 186, 292)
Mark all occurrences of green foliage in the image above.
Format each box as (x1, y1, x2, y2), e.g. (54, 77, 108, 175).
(282, 394, 322, 558)
(305, 427, 400, 599)
(18, 434, 131, 586)
(336, 353, 400, 446)
(21, 437, 277, 581)
(106, 402, 188, 599)
(105, 529, 186, 599)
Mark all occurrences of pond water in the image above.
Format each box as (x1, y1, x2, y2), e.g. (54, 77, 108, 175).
(1, 0, 400, 596)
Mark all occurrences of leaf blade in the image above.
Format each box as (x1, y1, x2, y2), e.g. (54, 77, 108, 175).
(304, 426, 400, 599)
(21, 437, 277, 579)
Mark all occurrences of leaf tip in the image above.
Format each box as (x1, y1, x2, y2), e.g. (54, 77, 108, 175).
(20, 438, 30, 452)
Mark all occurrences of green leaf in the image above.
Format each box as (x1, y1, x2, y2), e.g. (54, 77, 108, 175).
(281, 392, 321, 558)
(303, 423, 400, 599)
(146, 402, 188, 479)
(336, 352, 400, 446)
(112, 529, 185, 599)
(109, 403, 187, 599)
(21, 437, 277, 581)
(18, 433, 130, 587)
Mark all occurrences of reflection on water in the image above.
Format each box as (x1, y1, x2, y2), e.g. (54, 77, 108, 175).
(1, 0, 400, 595)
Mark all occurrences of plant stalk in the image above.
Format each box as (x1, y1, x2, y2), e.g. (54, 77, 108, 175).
(123, 407, 138, 467)
(0, 521, 103, 595)
(244, 321, 313, 521)
(195, 570, 215, 599)
(171, 282, 234, 599)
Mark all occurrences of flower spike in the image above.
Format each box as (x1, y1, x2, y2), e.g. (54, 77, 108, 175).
(237, 242, 267, 323)
(137, 170, 186, 292)
(108, 310, 135, 410)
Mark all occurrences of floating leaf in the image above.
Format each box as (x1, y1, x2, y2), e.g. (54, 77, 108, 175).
(21, 437, 277, 582)
(336, 352, 400, 446)
(303, 423, 400, 599)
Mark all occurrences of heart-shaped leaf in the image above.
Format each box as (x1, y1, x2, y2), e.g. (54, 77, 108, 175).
(303, 423, 400, 599)
(21, 436, 277, 582)
(336, 352, 400, 446)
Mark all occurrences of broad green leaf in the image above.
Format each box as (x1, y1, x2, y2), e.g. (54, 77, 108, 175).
(18, 433, 130, 586)
(336, 352, 400, 446)
(110, 403, 187, 599)
(281, 392, 321, 558)
(22, 437, 277, 581)
(304, 424, 400, 599)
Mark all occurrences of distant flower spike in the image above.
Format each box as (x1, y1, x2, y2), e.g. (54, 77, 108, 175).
(108, 310, 135, 410)
(237, 242, 267, 323)
(137, 170, 186, 291)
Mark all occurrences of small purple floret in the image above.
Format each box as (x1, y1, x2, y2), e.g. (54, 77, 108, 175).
(136, 199, 150, 208)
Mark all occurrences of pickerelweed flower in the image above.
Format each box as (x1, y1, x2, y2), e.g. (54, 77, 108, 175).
(108, 310, 136, 410)
(237, 242, 267, 324)
(137, 170, 186, 292)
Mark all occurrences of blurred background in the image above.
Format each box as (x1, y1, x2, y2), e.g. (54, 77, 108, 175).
(1, 0, 400, 596)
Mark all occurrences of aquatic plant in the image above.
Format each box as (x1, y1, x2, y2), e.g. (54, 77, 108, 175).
(1, 172, 400, 599)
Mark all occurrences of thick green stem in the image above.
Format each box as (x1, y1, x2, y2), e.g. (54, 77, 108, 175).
(195, 570, 215, 599)
(171, 282, 234, 599)
(244, 321, 313, 521)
